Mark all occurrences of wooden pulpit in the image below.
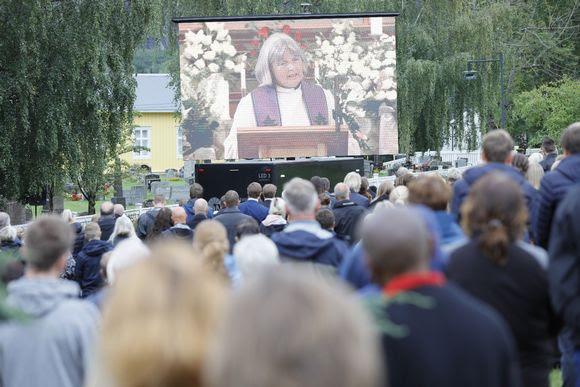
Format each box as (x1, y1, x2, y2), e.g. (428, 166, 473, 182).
(237, 125, 349, 159)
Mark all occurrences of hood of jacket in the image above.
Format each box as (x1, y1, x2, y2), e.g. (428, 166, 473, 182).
(272, 222, 335, 261)
(556, 154, 580, 182)
(7, 277, 81, 318)
(463, 162, 526, 188)
(81, 239, 111, 257)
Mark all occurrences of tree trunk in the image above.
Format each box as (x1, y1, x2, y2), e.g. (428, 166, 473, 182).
(87, 193, 97, 215)
(113, 156, 124, 198)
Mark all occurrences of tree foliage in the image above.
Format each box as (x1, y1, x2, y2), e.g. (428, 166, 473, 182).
(512, 77, 580, 145)
(0, 0, 153, 213)
(147, 0, 578, 152)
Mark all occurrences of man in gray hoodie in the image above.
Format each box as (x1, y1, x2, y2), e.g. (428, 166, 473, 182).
(0, 215, 100, 387)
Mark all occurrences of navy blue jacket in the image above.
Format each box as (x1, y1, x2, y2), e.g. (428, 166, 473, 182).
(451, 163, 538, 224)
(433, 211, 466, 250)
(332, 200, 368, 245)
(161, 224, 194, 242)
(239, 199, 269, 223)
(71, 222, 85, 257)
(549, 185, 580, 347)
(214, 207, 255, 252)
(535, 154, 580, 248)
(183, 198, 213, 226)
(75, 239, 112, 298)
(350, 191, 370, 208)
(98, 215, 116, 242)
(368, 284, 521, 387)
(540, 152, 557, 172)
(339, 243, 371, 289)
(271, 222, 348, 268)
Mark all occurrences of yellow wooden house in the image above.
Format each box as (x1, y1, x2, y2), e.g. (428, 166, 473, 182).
(122, 74, 183, 172)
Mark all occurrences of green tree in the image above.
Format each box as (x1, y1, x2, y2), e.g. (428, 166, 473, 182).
(512, 77, 580, 146)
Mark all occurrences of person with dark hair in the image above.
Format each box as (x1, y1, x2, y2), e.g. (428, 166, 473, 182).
(146, 207, 173, 244)
(394, 172, 415, 187)
(332, 183, 368, 245)
(0, 216, 99, 387)
(214, 190, 255, 252)
(235, 218, 260, 242)
(447, 172, 558, 387)
(98, 201, 116, 241)
(315, 208, 335, 232)
(320, 176, 336, 208)
(535, 122, 580, 248)
(183, 182, 212, 224)
(359, 177, 374, 200)
(136, 194, 165, 240)
(75, 222, 113, 298)
(408, 175, 465, 252)
(310, 176, 325, 195)
(511, 152, 529, 175)
(239, 182, 269, 223)
(540, 137, 558, 172)
(260, 183, 277, 209)
(548, 185, 580, 386)
(161, 207, 194, 242)
(451, 130, 537, 225)
(362, 206, 521, 387)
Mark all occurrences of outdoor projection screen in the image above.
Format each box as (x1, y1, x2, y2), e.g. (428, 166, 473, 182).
(175, 13, 398, 160)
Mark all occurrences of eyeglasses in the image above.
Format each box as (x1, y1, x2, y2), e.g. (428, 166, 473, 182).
(273, 57, 303, 70)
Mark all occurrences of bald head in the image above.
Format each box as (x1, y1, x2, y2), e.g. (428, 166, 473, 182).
(172, 207, 187, 225)
(113, 204, 125, 217)
(100, 201, 114, 216)
(362, 207, 430, 285)
(194, 198, 208, 215)
(334, 183, 350, 201)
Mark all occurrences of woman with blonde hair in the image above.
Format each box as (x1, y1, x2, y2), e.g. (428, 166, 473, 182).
(369, 180, 394, 210)
(94, 244, 227, 387)
(108, 215, 137, 247)
(193, 220, 233, 283)
(525, 161, 545, 190)
(260, 197, 287, 237)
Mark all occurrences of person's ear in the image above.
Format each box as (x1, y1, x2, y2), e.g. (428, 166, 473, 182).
(505, 152, 514, 165)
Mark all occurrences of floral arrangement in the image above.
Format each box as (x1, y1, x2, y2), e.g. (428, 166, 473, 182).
(314, 20, 397, 150)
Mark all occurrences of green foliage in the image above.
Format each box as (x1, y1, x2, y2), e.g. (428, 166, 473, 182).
(512, 77, 580, 145)
(145, 0, 578, 153)
(0, 0, 153, 214)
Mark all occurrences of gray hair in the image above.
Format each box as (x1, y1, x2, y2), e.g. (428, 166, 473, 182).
(344, 172, 362, 192)
(528, 152, 544, 164)
(0, 212, 15, 242)
(255, 33, 308, 86)
(194, 198, 209, 215)
(109, 215, 136, 242)
(106, 238, 150, 284)
(334, 182, 350, 201)
(233, 234, 279, 280)
(390, 186, 409, 206)
(281, 178, 318, 215)
(207, 266, 383, 387)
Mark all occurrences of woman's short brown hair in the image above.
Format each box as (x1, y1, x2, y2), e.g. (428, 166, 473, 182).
(408, 175, 451, 211)
(100, 244, 227, 387)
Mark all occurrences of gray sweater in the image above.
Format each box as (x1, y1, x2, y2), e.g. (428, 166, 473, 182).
(0, 277, 100, 387)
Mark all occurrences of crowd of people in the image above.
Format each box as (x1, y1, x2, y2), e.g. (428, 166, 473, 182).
(0, 122, 578, 387)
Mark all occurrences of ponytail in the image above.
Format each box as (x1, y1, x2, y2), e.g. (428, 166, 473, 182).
(478, 219, 509, 265)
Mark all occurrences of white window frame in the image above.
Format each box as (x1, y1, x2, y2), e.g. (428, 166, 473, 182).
(133, 127, 151, 159)
(176, 126, 183, 159)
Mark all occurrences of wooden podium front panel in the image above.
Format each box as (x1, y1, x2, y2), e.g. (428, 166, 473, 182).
(237, 126, 348, 159)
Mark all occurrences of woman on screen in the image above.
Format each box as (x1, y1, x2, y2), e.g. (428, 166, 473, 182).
(224, 33, 359, 159)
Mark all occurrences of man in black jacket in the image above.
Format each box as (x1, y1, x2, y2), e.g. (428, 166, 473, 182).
(540, 137, 558, 172)
(214, 190, 254, 252)
(162, 207, 193, 242)
(97, 201, 116, 241)
(548, 185, 580, 386)
(332, 183, 367, 245)
(136, 194, 165, 240)
(362, 207, 521, 387)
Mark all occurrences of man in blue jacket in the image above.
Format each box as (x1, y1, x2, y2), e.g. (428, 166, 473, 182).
(535, 122, 580, 248)
(451, 129, 537, 227)
(239, 182, 269, 223)
(540, 137, 558, 172)
(75, 222, 112, 298)
(271, 178, 347, 270)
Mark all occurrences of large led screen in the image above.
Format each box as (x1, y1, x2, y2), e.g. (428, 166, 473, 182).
(176, 14, 398, 160)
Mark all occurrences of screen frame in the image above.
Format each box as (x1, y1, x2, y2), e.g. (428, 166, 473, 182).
(173, 12, 399, 24)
